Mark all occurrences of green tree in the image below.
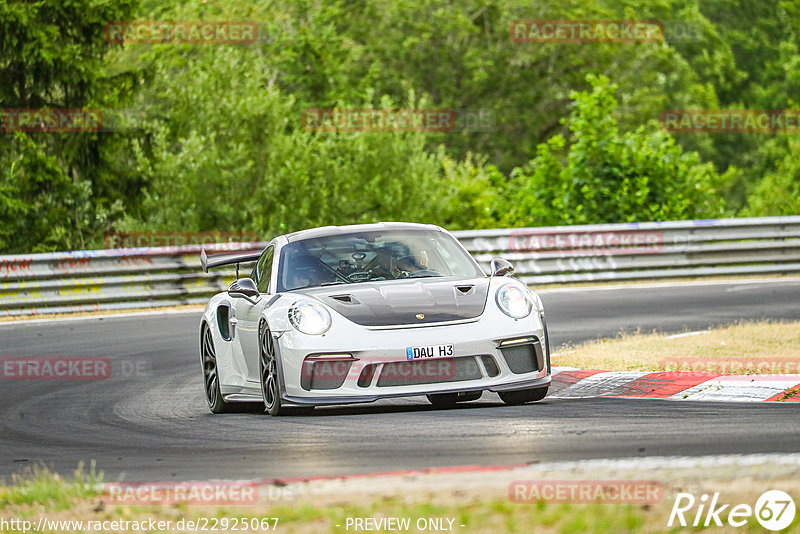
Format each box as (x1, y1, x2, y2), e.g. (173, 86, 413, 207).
(742, 136, 800, 216)
(0, 0, 139, 252)
(265, 0, 717, 174)
(4, 0, 796, 253)
(115, 43, 500, 237)
(675, 0, 800, 209)
(501, 74, 732, 226)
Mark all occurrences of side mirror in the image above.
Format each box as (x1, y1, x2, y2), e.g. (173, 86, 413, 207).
(228, 278, 260, 304)
(490, 258, 515, 277)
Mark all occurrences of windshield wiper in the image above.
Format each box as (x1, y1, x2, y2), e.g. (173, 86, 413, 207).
(291, 281, 347, 290)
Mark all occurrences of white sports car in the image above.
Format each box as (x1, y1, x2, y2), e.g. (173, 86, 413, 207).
(199, 222, 551, 415)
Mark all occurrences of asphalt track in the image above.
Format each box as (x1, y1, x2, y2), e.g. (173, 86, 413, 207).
(1, 279, 799, 482)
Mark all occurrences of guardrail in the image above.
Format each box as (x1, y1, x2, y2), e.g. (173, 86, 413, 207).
(2, 216, 800, 317)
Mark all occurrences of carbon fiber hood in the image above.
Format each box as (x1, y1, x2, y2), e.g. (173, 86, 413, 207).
(296, 277, 491, 327)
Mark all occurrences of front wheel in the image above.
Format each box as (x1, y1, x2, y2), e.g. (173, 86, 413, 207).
(499, 386, 548, 406)
(259, 322, 288, 416)
(258, 322, 314, 416)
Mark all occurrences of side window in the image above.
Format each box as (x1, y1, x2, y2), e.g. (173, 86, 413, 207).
(256, 246, 274, 293)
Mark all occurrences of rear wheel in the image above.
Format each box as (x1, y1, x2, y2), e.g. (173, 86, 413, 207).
(201, 324, 232, 414)
(499, 386, 548, 406)
(427, 391, 482, 407)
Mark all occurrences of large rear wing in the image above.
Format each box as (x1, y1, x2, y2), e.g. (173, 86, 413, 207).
(200, 248, 262, 278)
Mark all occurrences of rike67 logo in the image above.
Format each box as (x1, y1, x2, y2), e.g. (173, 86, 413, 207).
(669, 490, 796, 531)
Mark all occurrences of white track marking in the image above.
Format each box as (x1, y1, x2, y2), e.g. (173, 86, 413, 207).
(665, 330, 711, 339)
(672, 376, 800, 402)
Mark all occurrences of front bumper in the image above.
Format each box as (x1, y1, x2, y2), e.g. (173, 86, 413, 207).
(274, 307, 551, 406)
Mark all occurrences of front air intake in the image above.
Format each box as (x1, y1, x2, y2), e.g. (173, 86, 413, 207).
(499, 339, 544, 374)
(300, 357, 353, 390)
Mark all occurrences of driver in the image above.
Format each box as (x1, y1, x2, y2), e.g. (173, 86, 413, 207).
(392, 249, 429, 277)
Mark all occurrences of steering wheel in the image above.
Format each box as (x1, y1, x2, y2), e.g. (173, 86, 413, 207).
(395, 254, 425, 270)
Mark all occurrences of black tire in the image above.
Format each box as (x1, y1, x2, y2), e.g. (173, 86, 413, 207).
(498, 386, 548, 406)
(201, 324, 232, 414)
(259, 322, 287, 416)
(258, 321, 314, 416)
(427, 391, 483, 407)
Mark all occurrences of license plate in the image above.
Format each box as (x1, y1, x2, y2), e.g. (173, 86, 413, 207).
(406, 344, 455, 360)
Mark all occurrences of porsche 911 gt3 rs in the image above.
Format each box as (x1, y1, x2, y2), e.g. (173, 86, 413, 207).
(199, 222, 551, 415)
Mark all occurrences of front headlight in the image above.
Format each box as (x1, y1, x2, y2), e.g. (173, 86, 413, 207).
(288, 300, 332, 335)
(496, 284, 532, 319)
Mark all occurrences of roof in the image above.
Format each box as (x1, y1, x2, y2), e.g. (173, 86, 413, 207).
(284, 222, 442, 243)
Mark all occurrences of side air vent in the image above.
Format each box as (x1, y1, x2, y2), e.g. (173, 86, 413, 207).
(216, 305, 231, 341)
(481, 355, 500, 377)
(357, 364, 377, 387)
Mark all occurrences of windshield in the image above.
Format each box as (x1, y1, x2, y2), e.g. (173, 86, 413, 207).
(277, 229, 484, 292)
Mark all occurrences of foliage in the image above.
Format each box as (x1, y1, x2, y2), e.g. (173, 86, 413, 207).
(0, 0, 138, 252)
(1, 0, 798, 254)
(742, 136, 800, 216)
(115, 43, 499, 237)
(500, 75, 730, 226)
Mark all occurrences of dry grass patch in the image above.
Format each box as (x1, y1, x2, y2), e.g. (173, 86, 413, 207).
(554, 320, 800, 373)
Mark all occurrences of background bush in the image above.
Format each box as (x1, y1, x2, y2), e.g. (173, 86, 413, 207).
(1, 0, 797, 252)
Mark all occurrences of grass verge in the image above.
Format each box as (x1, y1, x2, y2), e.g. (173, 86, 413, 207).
(0, 468, 650, 534)
(554, 320, 800, 373)
(2, 461, 800, 533)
